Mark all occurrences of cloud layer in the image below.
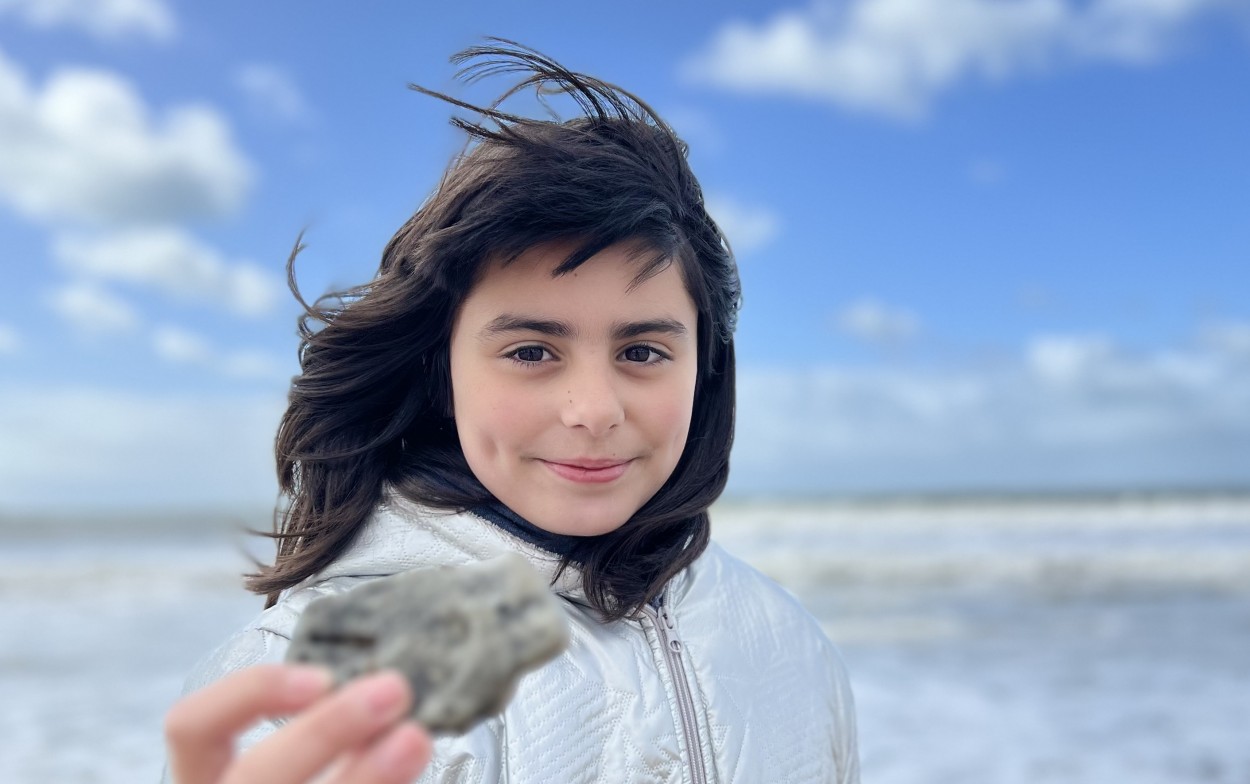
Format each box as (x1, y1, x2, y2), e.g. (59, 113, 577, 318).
(0, 46, 251, 224)
(0, 0, 175, 42)
(683, 0, 1236, 118)
(836, 298, 921, 345)
(53, 228, 283, 317)
(235, 63, 310, 122)
(46, 280, 140, 336)
(151, 324, 288, 380)
(0, 387, 284, 509)
(732, 323, 1250, 494)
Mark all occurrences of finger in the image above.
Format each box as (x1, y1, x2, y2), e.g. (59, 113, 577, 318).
(221, 670, 413, 784)
(333, 722, 432, 784)
(166, 665, 333, 784)
(339, 723, 432, 784)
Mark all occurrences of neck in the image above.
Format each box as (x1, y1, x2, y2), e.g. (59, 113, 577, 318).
(470, 501, 590, 561)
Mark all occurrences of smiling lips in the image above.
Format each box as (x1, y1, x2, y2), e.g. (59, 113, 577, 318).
(542, 458, 633, 483)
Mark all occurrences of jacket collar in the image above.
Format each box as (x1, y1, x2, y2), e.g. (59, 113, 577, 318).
(306, 489, 589, 604)
(303, 488, 691, 614)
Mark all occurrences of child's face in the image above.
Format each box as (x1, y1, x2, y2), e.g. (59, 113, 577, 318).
(449, 240, 699, 536)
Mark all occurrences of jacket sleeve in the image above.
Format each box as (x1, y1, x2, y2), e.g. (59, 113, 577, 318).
(825, 639, 861, 784)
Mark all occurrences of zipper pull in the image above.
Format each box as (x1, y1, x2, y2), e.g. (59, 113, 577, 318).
(653, 592, 673, 628)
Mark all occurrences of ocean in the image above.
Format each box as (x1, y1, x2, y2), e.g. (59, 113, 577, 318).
(2, 494, 1248, 783)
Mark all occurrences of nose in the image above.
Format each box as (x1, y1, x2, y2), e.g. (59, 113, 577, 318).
(559, 360, 625, 436)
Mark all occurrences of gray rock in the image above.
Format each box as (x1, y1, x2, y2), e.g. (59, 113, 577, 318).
(286, 552, 570, 735)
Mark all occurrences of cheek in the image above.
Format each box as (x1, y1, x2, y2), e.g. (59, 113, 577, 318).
(649, 377, 697, 451)
(456, 378, 548, 465)
(451, 350, 506, 437)
(462, 394, 519, 454)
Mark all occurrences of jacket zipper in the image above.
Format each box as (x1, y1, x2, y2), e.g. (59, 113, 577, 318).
(642, 597, 709, 784)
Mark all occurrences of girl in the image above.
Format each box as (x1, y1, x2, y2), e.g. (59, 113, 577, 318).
(164, 40, 859, 784)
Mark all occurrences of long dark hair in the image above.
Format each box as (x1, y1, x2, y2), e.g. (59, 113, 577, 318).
(246, 39, 741, 621)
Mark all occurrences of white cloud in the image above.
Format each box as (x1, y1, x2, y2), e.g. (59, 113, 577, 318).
(836, 298, 921, 345)
(1072, 0, 1230, 62)
(0, 0, 175, 42)
(1199, 321, 1250, 355)
(0, 386, 284, 510)
(152, 324, 288, 380)
(219, 349, 289, 380)
(0, 47, 251, 224)
(705, 194, 781, 254)
(53, 228, 283, 317)
(0, 322, 20, 353)
(969, 157, 1006, 185)
(731, 323, 1250, 494)
(661, 106, 728, 154)
(151, 324, 212, 364)
(682, 0, 1237, 118)
(46, 281, 140, 335)
(1026, 333, 1116, 384)
(235, 63, 310, 122)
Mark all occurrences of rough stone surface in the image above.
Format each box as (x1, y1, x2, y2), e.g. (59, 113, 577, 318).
(286, 552, 570, 735)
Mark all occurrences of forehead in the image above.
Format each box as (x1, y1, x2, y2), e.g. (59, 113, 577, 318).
(460, 241, 696, 320)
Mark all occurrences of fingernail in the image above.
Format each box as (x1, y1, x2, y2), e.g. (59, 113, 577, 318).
(357, 671, 411, 716)
(284, 666, 333, 701)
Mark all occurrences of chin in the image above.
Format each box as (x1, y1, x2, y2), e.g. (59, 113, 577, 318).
(534, 499, 637, 537)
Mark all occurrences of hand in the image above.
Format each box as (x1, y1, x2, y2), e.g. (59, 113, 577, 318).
(165, 665, 431, 784)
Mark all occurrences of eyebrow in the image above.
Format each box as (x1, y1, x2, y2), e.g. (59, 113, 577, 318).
(480, 314, 689, 341)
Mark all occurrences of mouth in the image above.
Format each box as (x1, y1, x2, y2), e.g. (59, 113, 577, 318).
(541, 458, 633, 484)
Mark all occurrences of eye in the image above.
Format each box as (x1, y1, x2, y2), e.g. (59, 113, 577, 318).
(621, 344, 669, 364)
(505, 345, 552, 365)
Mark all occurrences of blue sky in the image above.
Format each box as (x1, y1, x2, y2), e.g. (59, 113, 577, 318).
(1, 0, 1248, 511)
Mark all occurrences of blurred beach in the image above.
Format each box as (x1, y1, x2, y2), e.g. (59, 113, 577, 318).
(2, 492, 1248, 783)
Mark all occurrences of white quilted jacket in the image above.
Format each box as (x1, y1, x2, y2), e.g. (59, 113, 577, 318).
(168, 493, 859, 783)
